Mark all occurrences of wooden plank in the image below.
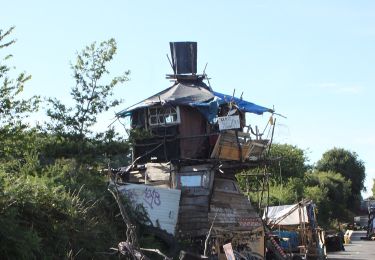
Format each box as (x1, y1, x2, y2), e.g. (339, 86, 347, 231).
(178, 210, 208, 217)
(146, 180, 170, 187)
(209, 207, 253, 215)
(211, 195, 249, 203)
(248, 139, 269, 157)
(179, 205, 209, 213)
(145, 163, 170, 181)
(180, 195, 209, 206)
(222, 130, 250, 138)
(211, 199, 253, 209)
(211, 191, 251, 201)
(179, 164, 213, 172)
(210, 130, 269, 160)
(210, 135, 221, 159)
(181, 188, 210, 196)
(178, 217, 208, 225)
(216, 145, 250, 161)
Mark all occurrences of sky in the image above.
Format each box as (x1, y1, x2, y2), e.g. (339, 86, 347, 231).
(3, 0, 375, 197)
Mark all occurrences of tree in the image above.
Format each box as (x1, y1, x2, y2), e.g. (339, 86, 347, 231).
(316, 148, 366, 212)
(0, 27, 40, 161)
(268, 143, 309, 181)
(47, 39, 130, 162)
(268, 177, 305, 205)
(47, 38, 129, 138)
(0, 26, 39, 127)
(304, 170, 352, 225)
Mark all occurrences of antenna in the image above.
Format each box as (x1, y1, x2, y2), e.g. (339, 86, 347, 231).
(166, 54, 175, 75)
(203, 62, 208, 74)
(231, 89, 236, 102)
(202, 62, 213, 91)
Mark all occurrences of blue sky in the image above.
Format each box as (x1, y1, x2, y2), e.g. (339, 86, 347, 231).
(3, 1, 375, 197)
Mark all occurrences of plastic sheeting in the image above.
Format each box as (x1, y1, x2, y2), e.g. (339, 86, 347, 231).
(117, 83, 273, 121)
(263, 204, 309, 226)
(117, 81, 214, 117)
(213, 91, 273, 115)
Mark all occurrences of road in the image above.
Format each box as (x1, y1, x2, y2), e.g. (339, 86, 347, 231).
(327, 231, 374, 259)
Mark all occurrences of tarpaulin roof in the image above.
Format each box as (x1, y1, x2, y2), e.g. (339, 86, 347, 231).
(117, 81, 214, 117)
(214, 91, 273, 115)
(116, 81, 273, 119)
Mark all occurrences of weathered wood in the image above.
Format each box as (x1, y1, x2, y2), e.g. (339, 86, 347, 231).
(210, 130, 269, 161)
(177, 222, 209, 231)
(179, 205, 209, 213)
(145, 180, 170, 188)
(145, 163, 170, 181)
(178, 217, 208, 225)
(248, 139, 269, 157)
(181, 188, 210, 196)
(129, 171, 145, 183)
(180, 195, 209, 206)
(210, 131, 251, 161)
(179, 209, 209, 216)
(179, 164, 213, 172)
(211, 199, 254, 209)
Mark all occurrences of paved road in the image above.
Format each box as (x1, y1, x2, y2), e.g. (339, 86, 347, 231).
(327, 231, 374, 259)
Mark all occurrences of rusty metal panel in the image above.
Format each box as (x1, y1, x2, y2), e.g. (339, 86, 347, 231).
(117, 184, 181, 235)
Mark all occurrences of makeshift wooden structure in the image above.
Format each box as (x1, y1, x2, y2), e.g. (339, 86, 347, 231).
(114, 41, 276, 259)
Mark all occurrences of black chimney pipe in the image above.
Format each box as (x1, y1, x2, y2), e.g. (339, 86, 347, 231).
(169, 42, 197, 75)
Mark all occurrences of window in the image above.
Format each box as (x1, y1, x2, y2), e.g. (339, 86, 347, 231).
(148, 106, 180, 126)
(178, 171, 210, 188)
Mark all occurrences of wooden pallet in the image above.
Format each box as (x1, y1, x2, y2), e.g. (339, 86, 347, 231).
(210, 130, 269, 161)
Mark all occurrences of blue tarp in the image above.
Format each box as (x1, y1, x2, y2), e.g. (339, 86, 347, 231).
(213, 91, 273, 115)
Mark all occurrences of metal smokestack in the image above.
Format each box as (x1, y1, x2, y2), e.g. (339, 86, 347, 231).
(169, 42, 197, 75)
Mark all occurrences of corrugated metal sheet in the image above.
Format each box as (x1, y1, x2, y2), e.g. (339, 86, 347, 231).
(117, 184, 181, 235)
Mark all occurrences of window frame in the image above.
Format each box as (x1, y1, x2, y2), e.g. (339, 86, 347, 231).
(148, 106, 181, 127)
(177, 170, 211, 189)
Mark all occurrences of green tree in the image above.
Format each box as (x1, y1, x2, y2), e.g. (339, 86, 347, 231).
(46, 39, 130, 162)
(237, 144, 308, 208)
(268, 177, 305, 205)
(268, 143, 309, 181)
(0, 31, 129, 259)
(0, 26, 39, 127)
(47, 38, 129, 139)
(316, 148, 365, 212)
(0, 26, 40, 161)
(372, 179, 375, 198)
(304, 170, 352, 225)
